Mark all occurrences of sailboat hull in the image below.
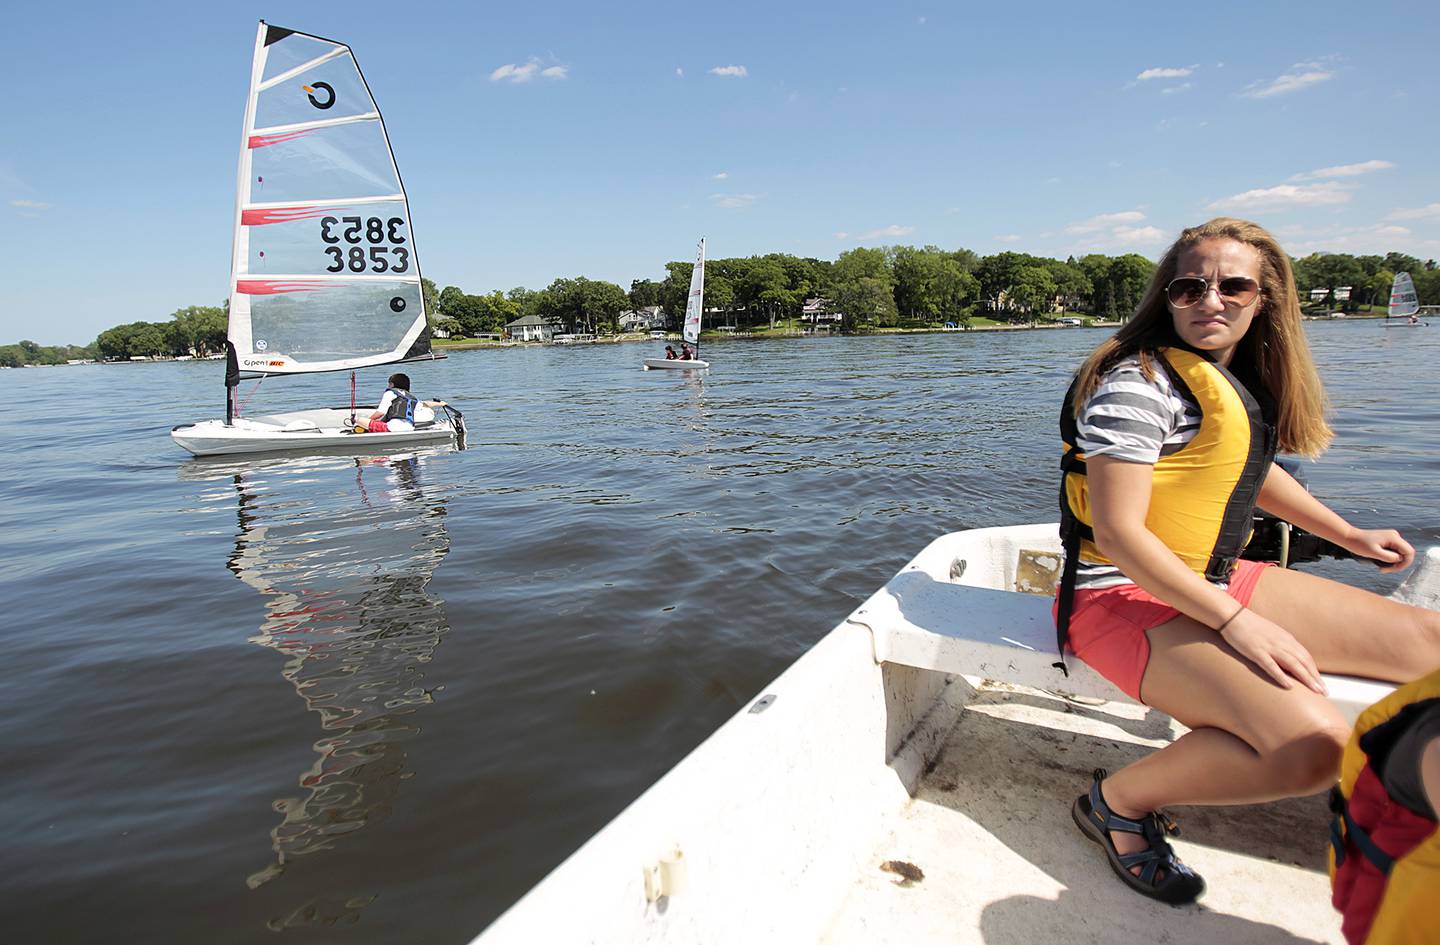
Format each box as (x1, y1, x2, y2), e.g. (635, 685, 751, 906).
(642, 358, 710, 371)
(171, 407, 457, 457)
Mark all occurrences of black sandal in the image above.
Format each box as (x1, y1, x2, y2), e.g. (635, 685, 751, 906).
(1071, 768, 1206, 904)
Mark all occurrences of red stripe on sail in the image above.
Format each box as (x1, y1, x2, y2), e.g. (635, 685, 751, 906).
(236, 280, 336, 295)
(248, 128, 317, 149)
(241, 205, 349, 226)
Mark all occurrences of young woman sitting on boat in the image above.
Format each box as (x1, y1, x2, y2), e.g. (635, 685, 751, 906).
(664, 345, 678, 360)
(1056, 216, 1440, 904)
(365, 373, 447, 433)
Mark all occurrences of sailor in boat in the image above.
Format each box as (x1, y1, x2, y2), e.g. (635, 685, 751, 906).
(363, 373, 448, 433)
(1055, 216, 1440, 905)
(664, 345, 678, 360)
(679, 343, 696, 361)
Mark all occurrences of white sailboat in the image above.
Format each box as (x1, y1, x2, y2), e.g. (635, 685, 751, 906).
(1383, 271, 1425, 327)
(644, 239, 710, 370)
(172, 22, 462, 457)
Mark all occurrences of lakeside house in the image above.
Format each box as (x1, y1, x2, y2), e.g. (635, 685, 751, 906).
(504, 314, 554, 343)
(802, 297, 842, 328)
(618, 305, 666, 333)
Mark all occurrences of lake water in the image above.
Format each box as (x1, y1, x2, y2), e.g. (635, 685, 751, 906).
(3, 321, 1436, 944)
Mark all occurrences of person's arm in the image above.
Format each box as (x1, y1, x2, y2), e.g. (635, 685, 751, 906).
(421, 399, 447, 407)
(1257, 463, 1413, 572)
(1089, 454, 1326, 693)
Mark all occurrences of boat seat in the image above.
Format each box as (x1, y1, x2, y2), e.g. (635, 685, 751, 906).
(848, 563, 1398, 726)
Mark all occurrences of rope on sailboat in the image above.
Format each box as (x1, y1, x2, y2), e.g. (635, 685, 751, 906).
(235, 375, 267, 416)
(349, 371, 357, 427)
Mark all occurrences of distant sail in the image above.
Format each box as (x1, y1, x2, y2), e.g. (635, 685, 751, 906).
(228, 22, 432, 377)
(683, 238, 705, 346)
(1389, 272, 1419, 318)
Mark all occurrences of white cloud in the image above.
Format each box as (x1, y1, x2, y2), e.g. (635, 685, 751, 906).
(1282, 222, 1439, 258)
(1291, 160, 1394, 181)
(1137, 66, 1195, 81)
(1388, 203, 1440, 222)
(11, 199, 51, 210)
(917, 15, 927, 24)
(1207, 181, 1349, 210)
(1161, 82, 1193, 95)
(710, 193, 758, 209)
(1241, 67, 1333, 99)
(675, 67, 684, 78)
(995, 234, 1022, 243)
(712, 171, 728, 180)
(860, 224, 914, 239)
(490, 58, 569, 84)
(1114, 225, 1166, 243)
(1066, 210, 1145, 234)
(709, 65, 748, 78)
(834, 231, 849, 240)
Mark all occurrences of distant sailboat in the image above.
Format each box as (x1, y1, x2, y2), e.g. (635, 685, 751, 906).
(172, 22, 463, 456)
(644, 239, 710, 370)
(1384, 271, 1426, 327)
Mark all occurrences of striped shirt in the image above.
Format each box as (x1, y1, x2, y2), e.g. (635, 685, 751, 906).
(1072, 355, 1202, 589)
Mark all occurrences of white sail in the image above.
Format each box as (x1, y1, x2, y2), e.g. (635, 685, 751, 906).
(1389, 272, 1419, 318)
(683, 238, 705, 346)
(228, 22, 433, 377)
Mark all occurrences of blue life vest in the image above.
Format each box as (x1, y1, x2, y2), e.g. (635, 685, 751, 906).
(383, 387, 418, 424)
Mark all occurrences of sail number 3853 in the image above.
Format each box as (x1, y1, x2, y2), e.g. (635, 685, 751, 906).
(320, 216, 410, 273)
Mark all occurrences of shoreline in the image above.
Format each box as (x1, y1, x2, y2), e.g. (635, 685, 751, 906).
(19, 314, 1391, 364)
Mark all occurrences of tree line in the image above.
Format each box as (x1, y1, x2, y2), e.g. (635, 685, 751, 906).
(432, 247, 1166, 337)
(9, 248, 1438, 366)
(432, 247, 1440, 338)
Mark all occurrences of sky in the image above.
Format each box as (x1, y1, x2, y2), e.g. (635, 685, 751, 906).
(2, 0, 1437, 345)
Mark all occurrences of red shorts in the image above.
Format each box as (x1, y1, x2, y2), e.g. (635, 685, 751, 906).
(367, 418, 389, 433)
(1051, 559, 1274, 702)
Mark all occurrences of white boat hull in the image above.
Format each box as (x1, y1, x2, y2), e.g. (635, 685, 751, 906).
(642, 358, 710, 371)
(171, 407, 457, 457)
(473, 525, 1440, 945)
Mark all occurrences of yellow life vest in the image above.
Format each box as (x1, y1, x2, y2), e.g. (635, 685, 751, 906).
(1053, 347, 1274, 671)
(1330, 669, 1440, 945)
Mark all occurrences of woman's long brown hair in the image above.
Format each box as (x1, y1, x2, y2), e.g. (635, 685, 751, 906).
(1070, 217, 1331, 457)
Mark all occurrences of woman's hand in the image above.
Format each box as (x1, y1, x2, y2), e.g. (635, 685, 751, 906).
(1339, 527, 1414, 573)
(1219, 608, 1327, 695)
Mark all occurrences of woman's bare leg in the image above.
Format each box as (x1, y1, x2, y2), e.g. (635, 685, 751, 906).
(1087, 568, 1440, 875)
(1246, 566, 1440, 681)
(1095, 614, 1351, 867)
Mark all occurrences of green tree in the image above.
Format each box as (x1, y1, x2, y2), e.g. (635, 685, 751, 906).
(1007, 266, 1058, 322)
(629, 278, 662, 313)
(422, 277, 440, 324)
(830, 248, 896, 329)
(168, 306, 227, 357)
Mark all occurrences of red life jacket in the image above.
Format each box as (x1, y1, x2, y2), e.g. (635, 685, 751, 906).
(1330, 670, 1440, 945)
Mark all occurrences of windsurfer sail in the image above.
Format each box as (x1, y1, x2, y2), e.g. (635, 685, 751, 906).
(172, 22, 461, 456)
(1387, 272, 1421, 324)
(642, 239, 710, 370)
(683, 237, 706, 357)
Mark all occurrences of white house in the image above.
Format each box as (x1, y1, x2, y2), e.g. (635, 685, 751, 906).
(618, 305, 666, 332)
(505, 314, 553, 342)
(801, 297, 842, 324)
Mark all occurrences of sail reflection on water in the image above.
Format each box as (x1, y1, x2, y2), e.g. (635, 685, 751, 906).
(192, 451, 452, 900)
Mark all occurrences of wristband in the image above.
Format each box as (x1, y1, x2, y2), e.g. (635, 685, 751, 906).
(1215, 605, 1244, 633)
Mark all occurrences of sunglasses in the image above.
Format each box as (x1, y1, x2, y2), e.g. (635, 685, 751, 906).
(1166, 276, 1261, 309)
